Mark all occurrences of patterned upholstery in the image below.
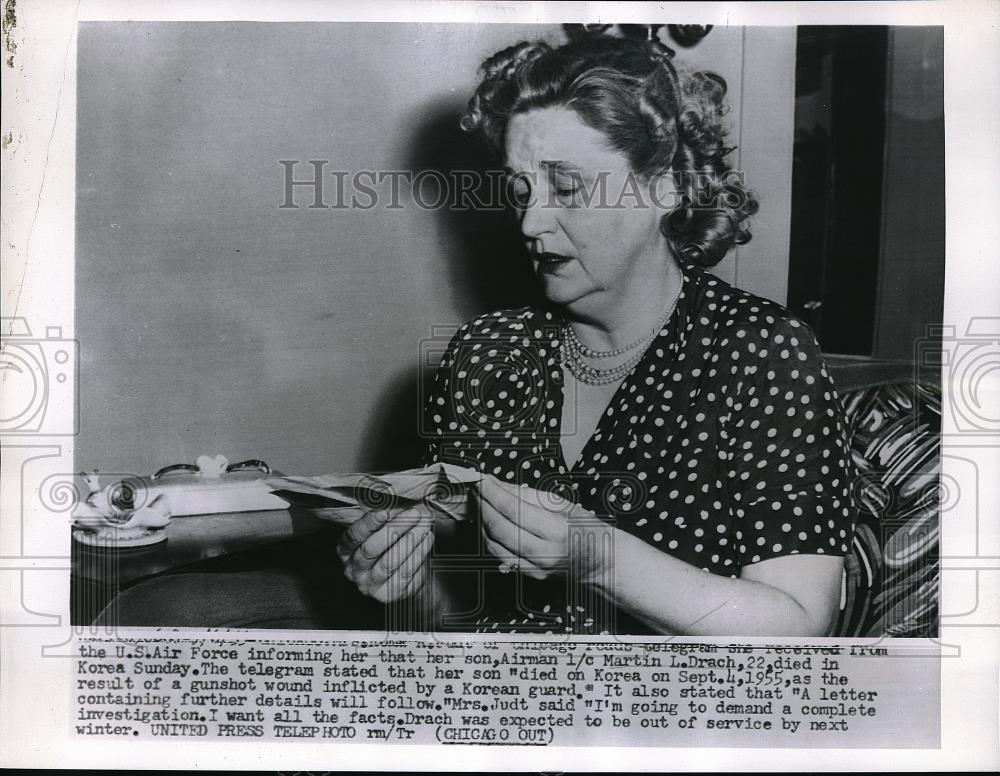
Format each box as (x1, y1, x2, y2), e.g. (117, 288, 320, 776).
(828, 360, 941, 638)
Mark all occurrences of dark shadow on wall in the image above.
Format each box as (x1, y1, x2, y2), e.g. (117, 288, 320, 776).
(358, 102, 546, 473)
(406, 100, 543, 315)
(357, 368, 428, 473)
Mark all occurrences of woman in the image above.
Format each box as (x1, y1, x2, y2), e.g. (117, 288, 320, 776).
(339, 33, 857, 636)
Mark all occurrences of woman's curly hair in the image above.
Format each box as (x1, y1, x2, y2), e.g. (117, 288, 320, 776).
(460, 35, 758, 268)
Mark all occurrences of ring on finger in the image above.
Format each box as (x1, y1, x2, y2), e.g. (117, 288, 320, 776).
(498, 559, 519, 575)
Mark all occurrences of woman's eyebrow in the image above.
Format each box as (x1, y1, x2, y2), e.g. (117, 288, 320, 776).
(503, 161, 586, 177)
(541, 160, 584, 174)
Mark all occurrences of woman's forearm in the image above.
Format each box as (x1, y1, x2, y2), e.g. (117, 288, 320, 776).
(588, 528, 833, 637)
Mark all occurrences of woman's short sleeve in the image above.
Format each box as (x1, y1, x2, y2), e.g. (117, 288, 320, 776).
(720, 316, 857, 567)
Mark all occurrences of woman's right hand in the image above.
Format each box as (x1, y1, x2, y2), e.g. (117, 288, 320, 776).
(336, 509, 434, 603)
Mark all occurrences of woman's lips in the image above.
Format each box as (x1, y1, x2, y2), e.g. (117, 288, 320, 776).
(534, 252, 573, 273)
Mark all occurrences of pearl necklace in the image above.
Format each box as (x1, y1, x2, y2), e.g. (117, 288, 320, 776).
(563, 317, 649, 358)
(561, 292, 680, 386)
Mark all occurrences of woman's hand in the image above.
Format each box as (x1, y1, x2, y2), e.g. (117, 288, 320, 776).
(336, 509, 433, 603)
(473, 474, 615, 585)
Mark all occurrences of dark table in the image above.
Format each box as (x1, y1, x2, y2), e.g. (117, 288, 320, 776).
(70, 507, 384, 627)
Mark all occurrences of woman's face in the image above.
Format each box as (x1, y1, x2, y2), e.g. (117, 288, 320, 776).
(504, 106, 673, 316)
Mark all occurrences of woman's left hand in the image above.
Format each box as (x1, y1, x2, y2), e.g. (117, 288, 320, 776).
(473, 474, 615, 584)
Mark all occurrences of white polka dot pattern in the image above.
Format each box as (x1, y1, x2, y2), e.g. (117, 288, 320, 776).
(422, 265, 858, 633)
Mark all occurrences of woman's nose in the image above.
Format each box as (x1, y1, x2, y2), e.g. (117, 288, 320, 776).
(519, 195, 556, 239)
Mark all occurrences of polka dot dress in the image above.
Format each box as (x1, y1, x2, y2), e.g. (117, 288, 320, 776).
(423, 264, 857, 634)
